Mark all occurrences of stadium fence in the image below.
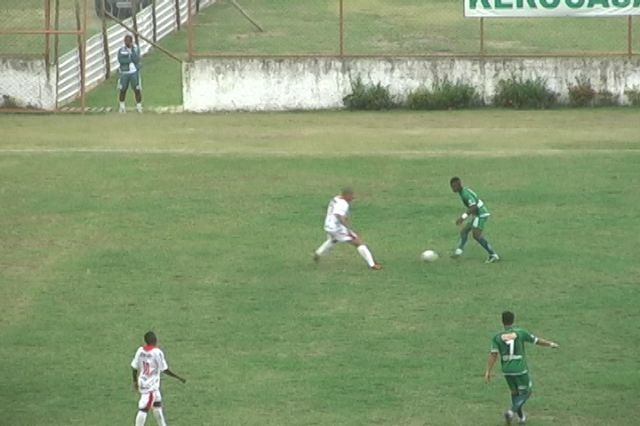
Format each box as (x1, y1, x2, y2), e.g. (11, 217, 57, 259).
(0, 0, 215, 111)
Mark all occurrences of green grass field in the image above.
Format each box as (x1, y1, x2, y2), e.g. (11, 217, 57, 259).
(1, 110, 639, 425)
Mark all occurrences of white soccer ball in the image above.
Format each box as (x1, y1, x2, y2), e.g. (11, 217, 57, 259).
(421, 250, 439, 262)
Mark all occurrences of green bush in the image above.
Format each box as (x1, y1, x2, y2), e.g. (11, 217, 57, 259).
(407, 80, 481, 110)
(343, 78, 396, 110)
(494, 76, 557, 109)
(624, 87, 640, 106)
(594, 90, 616, 107)
(568, 76, 596, 107)
(1, 95, 20, 109)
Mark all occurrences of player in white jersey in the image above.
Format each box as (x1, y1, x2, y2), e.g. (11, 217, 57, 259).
(314, 188, 382, 270)
(131, 331, 186, 426)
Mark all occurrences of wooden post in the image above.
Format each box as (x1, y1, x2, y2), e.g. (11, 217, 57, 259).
(132, 0, 139, 45)
(175, 0, 181, 31)
(75, 0, 86, 113)
(45, 0, 51, 65)
(628, 16, 633, 59)
(188, 0, 194, 60)
(101, 0, 111, 79)
(151, 0, 158, 42)
(82, 0, 88, 113)
(54, 0, 60, 63)
(480, 18, 485, 56)
(54, 0, 60, 108)
(339, 0, 344, 57)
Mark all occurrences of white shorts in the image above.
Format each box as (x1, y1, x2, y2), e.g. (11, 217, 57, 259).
(138, 390, 162, 411)
(326, 228, 358, 243)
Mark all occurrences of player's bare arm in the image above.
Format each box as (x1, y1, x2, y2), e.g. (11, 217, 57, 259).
(536, 337, 560, 348)
(484, 351, 498, 383)
(131, 368, 139, 390)
(164, 369, 187, 383)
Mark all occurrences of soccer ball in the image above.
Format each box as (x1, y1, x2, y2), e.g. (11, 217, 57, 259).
(421, 250, 439, 262)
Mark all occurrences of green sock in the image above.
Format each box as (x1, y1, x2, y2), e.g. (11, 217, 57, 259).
(458, 231, 469, 250)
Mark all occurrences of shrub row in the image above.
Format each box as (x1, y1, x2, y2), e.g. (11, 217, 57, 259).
(343, 77, 640, 110)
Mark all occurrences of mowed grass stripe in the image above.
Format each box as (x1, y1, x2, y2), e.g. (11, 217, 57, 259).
(1, 110, 639, 155)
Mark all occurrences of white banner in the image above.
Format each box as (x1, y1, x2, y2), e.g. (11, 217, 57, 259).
(464, 0, 640, 17)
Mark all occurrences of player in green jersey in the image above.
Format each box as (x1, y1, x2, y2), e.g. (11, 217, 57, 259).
(484, 311, 560, 425)
(117, 35, 142, 113)
(450, 177, 500, 263)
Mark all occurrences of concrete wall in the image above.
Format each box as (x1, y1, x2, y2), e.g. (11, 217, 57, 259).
(183, 57, 640, 111)
(0, 58, 57, 110)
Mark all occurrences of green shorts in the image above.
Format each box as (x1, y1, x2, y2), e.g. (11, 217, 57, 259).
(118, 71, 141, 91)
(505, 373, 532, 395)
(466, 215, 489, 230)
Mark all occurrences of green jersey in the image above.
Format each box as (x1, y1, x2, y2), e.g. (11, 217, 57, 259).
(117, 45, 140, 74)
(491, 326, 538, 376)
(459, 187, 490, 217)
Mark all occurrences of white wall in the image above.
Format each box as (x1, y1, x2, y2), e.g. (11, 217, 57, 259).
(0, 58, 56, 110)
(183, 57, 640, 111)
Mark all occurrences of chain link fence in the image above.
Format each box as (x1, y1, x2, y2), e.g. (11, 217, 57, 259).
(187, 0, 639, 57)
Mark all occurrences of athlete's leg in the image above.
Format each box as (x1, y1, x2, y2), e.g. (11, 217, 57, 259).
(503, 377, 518, 425)
(315, 236, 337, 259)
(135, 393, 154, 426)
(118, 74, 129, 112)
(152, 400, 167, 426)
(512, 375, 532, 422)
(133, 73, 143, 112)
(135, 411, 148, 426)
(472, 228, 496, 255)
(349, 235, 380, 269)
(457, 224, 472, 251)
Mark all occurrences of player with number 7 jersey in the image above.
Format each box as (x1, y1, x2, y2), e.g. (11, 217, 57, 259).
(485, 311, 559, 425)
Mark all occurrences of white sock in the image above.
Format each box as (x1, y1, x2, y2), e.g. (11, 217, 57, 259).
(357, 245, 375, 267)
(315, 239, 335, 256)
(135, 411, 147, 426)
(152, 408, 167, 426)
(119, 101, 126, 111)
(136, 103, 143, 112)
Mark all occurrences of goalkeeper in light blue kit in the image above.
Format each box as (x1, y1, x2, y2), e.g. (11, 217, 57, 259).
(450, 176, 500, 263)
(117, 34, 142, 113)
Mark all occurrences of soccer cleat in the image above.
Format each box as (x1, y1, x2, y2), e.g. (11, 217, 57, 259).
(313, 254, 320, 263)
(504, 410, 514, 425)
(136, 105, 143, 113)
(118, 106, 126, 113)
(370, 263, 383, 271)
(517, 413, 527, 424)
(486, 254, 500, 263)
(451, 248, 463, 259)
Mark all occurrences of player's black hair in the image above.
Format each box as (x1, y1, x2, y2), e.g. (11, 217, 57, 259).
(450, 176, 461, 185)
(502, 311, 515, 326)
(144, 331, 157, 345)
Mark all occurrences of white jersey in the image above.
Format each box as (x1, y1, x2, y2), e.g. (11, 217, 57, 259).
(324, 195, 350, 233)
(131, 345, 168, 393)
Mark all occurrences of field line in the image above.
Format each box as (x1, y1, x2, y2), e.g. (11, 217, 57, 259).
(0, 147, 638, 157)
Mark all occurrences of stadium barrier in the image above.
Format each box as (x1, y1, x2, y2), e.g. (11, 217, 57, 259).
(183, 57, 640, 111)
(57, 0, 215, 106)
(0, 0, 215, 111)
